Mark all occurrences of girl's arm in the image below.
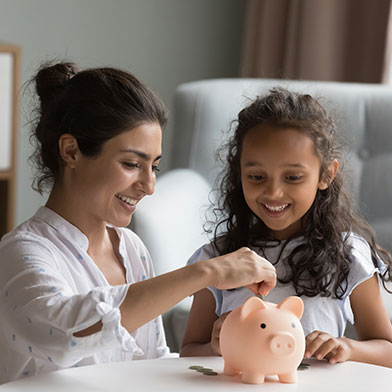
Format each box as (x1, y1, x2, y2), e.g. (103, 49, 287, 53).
(306, 273, 392, 367)
(344, 273, 392, 366)
(180, 288, 219, 356)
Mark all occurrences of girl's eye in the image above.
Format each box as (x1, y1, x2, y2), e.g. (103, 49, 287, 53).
(248, 174, 265, 181)
(286, 175, 303, 182)
(152, 165, 160, 173)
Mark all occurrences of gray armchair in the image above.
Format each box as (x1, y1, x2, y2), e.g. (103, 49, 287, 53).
(133, 78, 392, 352)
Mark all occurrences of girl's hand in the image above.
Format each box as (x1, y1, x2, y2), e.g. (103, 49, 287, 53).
(210, 312, 230, 355)
(305, 330, 351, 364)
(210, 247, 276, 296)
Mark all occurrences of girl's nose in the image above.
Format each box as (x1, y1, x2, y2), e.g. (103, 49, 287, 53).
(263, 179, 283, 198)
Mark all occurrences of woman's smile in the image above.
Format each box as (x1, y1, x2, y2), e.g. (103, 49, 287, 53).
(115, 193, 138, 213)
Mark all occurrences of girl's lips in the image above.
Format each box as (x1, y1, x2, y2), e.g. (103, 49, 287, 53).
(262, 203, 290, 218)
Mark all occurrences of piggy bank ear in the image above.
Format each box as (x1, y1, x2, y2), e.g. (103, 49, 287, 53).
(240, 296, 267, 320)
(277, 296, 304, 319)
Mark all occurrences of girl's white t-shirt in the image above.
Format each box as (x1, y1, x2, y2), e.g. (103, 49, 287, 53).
(187, 233, 385, 338)
(0, 207, 169, 384)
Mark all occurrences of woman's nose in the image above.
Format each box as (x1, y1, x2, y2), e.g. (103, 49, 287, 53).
(137, 170, 156, 196)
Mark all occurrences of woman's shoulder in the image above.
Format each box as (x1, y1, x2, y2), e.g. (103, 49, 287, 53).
(0, 215, 55, 254)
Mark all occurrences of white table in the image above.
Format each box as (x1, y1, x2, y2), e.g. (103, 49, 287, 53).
(0, 356, 391, 391)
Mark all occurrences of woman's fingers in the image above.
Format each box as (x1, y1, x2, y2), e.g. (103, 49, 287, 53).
(213, 247, 277, 291)
(245, 269, 277, 296)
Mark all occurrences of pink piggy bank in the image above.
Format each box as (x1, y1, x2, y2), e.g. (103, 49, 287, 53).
(220, 296, 305, 384)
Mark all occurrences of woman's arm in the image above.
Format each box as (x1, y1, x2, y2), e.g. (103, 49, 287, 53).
(305, 274, 392, 367)
(119, 247, 276, 334)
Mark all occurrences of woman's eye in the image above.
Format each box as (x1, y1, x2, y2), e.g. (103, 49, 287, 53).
(152, 165, 160, 173)
(123, 162, 139, 169)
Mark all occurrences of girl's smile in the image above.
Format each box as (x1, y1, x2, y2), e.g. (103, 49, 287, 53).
(240, 125, 329, 240)
(262, 203, 290, 217)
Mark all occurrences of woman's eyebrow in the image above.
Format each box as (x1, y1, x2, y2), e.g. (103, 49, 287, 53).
(120, 149, 162, 161)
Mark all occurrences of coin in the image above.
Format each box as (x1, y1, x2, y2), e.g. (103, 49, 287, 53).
(189, 365, 204, 370)
(203, 371, 218, 376)
(297, 362, 310, 370)
(197, 368, 213, 373)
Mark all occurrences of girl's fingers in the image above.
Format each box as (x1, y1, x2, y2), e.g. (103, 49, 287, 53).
(312, 338, 336, 360)
(328, 345, 348, 364)
(305, 331, 325, 358)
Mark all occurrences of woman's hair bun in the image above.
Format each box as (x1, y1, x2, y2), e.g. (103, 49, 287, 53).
(35, 62, 80, 108)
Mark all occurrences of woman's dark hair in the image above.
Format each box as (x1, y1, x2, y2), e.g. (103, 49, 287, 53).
(210, 87, 392, 297)
(29, 61, 167, 194)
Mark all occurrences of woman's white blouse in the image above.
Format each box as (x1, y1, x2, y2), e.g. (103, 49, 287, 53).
(0, 207, 169, 384)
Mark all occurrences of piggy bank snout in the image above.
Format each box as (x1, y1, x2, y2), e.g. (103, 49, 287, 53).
(269, 332, 296, 355)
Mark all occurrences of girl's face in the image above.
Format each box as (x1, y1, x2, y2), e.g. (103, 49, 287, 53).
(240, 125, 330, 240)
(71, 122, 162, 228)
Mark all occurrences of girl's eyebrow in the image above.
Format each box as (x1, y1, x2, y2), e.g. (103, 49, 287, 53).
(119, 149, 162, 161)
(243, 161, 262, 167)
(243, 161, 307, 168)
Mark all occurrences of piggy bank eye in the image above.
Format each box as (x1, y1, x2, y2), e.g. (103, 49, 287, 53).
(291, 322, 296, 328)
(260, 323, 266, 329)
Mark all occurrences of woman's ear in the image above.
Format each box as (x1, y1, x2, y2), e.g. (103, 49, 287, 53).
(319, 159, 338, 190)
(58, 134, 80, 168)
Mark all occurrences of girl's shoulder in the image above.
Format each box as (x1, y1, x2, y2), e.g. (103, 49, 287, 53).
(345, 232, 374, 263)
(187, 240, 221, 266)
(344, 232, 383, 290)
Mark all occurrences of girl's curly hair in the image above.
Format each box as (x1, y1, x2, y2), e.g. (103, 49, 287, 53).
(209, 88, 392, 298)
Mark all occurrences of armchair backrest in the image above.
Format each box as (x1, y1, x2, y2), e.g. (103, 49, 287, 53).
(170, 78, 392, 254)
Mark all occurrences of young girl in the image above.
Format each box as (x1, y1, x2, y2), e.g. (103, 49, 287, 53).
(180, 88, 392, 368)
(0, 62, 276, 384)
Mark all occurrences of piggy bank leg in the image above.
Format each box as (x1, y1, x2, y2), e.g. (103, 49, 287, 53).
(223, 362, 239, 376)
(278, 371, 297, 383)
(241, 371, 265, 384)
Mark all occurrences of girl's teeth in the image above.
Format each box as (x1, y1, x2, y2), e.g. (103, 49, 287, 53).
(116, 193, 137, 206)
(264, 204, 288, 212)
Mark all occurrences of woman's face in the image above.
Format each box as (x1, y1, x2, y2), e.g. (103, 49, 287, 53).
(72, 122, 162, 227)
(240, 125, 329, 240)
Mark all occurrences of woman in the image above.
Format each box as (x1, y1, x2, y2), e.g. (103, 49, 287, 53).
(0, 62, 276, 384)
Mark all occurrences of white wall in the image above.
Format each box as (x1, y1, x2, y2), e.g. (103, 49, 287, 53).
(0, 0, 245, 225)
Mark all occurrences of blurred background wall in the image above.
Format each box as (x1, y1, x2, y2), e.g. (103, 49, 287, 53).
(0, 0, 246, 225)
(1, 0, 391, 228)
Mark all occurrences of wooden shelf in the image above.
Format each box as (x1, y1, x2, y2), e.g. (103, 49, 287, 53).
(0, 43, 20, 237)
(0, 171, 12, 180)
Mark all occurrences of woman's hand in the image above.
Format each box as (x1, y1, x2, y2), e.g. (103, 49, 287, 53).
(210, 312, 230, 355)
(210, 247, 276, 296)
(305, 330, 351, 364)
